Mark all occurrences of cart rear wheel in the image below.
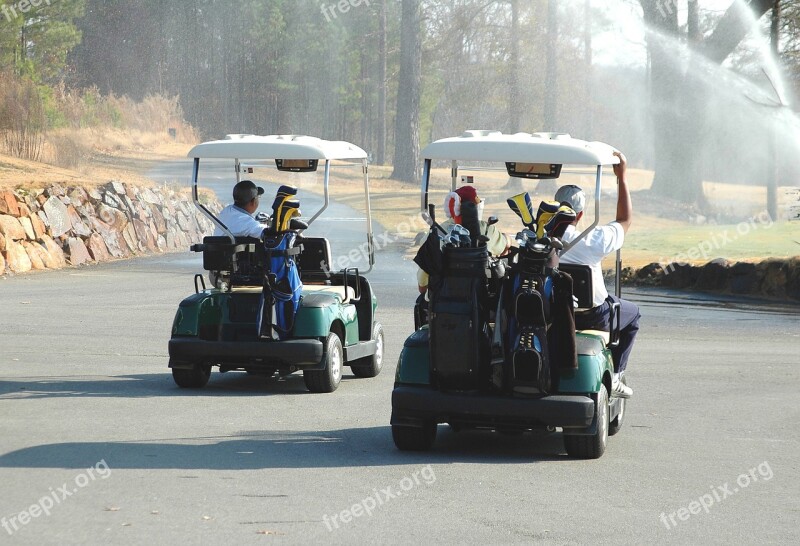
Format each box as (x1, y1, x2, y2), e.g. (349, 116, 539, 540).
(171, 362, 211, 389)
(392, 422, 437, 451)
(304, 332, 343, 393)
(564, 385, 609, 459)
(609, 376, 627, 436)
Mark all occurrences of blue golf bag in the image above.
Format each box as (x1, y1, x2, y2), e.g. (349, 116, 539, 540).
(257, 232, 303, 340)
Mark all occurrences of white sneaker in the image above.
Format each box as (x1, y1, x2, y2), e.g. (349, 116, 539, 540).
(611, 373, 633, 399)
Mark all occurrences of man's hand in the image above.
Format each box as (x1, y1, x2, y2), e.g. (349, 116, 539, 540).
(613, 151, 627, 183)
(255, 212, 270, 224)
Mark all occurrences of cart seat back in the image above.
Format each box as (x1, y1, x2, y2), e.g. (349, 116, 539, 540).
(558, 263, 593, 311)
(296, 237, 333, 282)
(195, 236, 261, 273)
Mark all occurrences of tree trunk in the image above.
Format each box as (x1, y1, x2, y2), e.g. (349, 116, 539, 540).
(767, 0, 781, 220)
(391, 0, 422, 184)
(640, 0, 775, 206)
(544, 0, 558, 132)
(584, 0, 593, 138)
(377, 0, 388, 165)
(508, 0, 521, 134)
(640, 1, 701, 202)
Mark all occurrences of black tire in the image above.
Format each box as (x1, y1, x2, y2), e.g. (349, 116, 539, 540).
(609, 376, 627, 436)
(564, 385, 609, 459)
(303, 332, 343, 393)
(351, 323, 384, 378)
(392, 422, 437, 451)
(171, 362, 211, 389)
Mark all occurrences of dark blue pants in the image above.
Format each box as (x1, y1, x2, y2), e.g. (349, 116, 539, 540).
(574, 296, 640, 373)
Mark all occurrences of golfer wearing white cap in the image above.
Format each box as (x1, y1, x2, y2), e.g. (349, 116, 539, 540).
(555, 151, 639, 399)
(214, 180, 269, 238)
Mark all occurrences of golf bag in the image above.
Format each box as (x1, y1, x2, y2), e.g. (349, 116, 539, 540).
(257, 232, 302, 340)
(498, 202, 578, 394)
(501, 257, 555, 394)
(428, 245, 491, 391)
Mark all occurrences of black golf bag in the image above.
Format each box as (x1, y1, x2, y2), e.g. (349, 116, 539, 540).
(428, 245, 491, 391)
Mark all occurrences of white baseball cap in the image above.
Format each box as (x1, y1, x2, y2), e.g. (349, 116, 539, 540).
(554, 185, 586, 213)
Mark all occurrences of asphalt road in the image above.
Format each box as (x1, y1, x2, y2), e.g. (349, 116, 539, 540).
(1, 168, 799, 544)
(2, 252, 799, 544)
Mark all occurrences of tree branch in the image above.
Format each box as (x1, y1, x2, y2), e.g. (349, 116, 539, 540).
(701, 0, 775, 63)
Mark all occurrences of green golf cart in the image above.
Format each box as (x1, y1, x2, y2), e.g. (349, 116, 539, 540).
(168, 134, 383, 393)
(391, 131, 626, 458)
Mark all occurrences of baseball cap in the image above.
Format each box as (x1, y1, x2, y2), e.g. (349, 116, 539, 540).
(554, 184, 585, 213)
(233, 180, 265, 205)
(455, 185, 480, 204)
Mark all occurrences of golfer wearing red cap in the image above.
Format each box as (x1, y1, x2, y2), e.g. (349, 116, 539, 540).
(417, 185, 509, 293)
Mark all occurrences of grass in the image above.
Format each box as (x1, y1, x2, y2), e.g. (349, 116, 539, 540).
(286, 164, 800, 267)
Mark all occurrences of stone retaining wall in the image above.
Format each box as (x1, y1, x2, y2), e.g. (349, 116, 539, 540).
(0, 182, 220, 275)
(622, 258, 800, 302)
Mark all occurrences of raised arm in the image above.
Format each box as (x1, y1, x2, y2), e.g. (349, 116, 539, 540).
(613, 151, 633, 233)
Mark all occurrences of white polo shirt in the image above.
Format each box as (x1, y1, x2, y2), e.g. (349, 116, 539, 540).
(559, 222, 625, 308)
(214, 204, 267, 238)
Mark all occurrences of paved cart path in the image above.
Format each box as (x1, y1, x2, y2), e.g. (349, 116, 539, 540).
(1, 176, 799, 544)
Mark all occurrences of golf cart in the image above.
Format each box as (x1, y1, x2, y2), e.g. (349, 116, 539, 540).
(391, 131, 626, 458)
(168, 134, 383, 393)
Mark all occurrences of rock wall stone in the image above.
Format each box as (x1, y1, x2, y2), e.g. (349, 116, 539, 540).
(622, 257, 800, 302)
(0, 182, 220, 276)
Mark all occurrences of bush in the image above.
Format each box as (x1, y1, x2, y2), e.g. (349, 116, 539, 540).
(0, 72, 46, 161)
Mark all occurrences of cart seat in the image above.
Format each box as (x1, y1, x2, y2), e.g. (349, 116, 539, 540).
(579, 329, 610, 345)
(302, 283, 356, 302)
(559, 263, 619, 348)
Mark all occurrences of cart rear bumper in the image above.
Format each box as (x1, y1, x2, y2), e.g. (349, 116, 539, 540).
(391, 385, 595, 428)
(169, 337, 324, 368)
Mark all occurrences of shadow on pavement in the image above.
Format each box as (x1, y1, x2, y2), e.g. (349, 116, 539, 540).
(0, 372, 374, 399)
(0, 427, 571, 470)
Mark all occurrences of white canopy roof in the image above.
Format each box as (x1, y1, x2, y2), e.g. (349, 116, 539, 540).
(188, 134, 368, 160)
(422, 131, 620, 166)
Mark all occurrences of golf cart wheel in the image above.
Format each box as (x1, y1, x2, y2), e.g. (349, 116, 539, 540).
(171, 362, 212, 389)
(564, 385, 609, 459)
(304, 332, 343, 393)
(392, 422, 437, 451)
(609, 375, 627, 436)
(351, 323, 384, 378)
